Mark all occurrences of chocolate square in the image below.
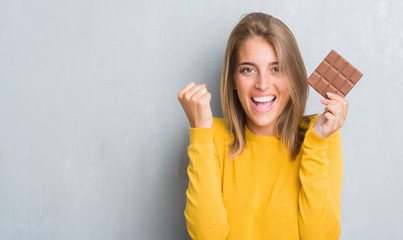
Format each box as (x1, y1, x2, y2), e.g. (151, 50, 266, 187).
(306, 49, 363, 98)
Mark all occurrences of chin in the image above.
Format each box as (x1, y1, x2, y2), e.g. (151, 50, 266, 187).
(248, 114, 277, 129)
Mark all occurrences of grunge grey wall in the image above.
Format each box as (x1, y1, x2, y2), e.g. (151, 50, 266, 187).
(1, 0, 402, 239)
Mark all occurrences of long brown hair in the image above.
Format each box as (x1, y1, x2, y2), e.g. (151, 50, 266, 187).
(220, 12, 309, 160)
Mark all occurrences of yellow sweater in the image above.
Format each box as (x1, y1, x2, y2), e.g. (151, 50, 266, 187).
(184, 116, 343, 240)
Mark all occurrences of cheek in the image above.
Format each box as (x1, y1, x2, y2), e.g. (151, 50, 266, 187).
(279, 84, 290, 97)
(234, 77, 245, 94)
(275, 78, 291, 103)
(277, 76, 290, 93)
(235, 75, 254, 93)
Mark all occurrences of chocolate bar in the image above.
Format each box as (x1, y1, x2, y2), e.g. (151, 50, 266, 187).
(306, 49, 363, 98)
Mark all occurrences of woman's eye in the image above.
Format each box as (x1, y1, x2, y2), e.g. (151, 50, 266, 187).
(240, 67, 253, 73)
(273, 67, 280, 72)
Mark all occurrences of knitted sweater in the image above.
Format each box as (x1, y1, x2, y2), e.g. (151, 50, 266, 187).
(184, 116, 343, 240)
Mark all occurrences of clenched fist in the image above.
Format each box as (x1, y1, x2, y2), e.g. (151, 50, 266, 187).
(178, 82, 213, 128)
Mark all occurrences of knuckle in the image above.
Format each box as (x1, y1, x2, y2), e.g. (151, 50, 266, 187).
(178, 91, 184, 100)
(201, 101, 209, 107)
(202, 95, 211, 105)
(184, 92, 192, 101)
(189, 95, 198, 104)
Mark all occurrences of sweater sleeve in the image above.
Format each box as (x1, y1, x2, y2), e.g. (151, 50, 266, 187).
(184, 127, 230, 240)
(298, 124, 343, 240)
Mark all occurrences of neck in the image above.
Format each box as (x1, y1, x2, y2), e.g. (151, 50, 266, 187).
(246, 120, 276, 136)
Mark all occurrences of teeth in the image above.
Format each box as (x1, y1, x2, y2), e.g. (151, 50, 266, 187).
(252, 96, 275, 102)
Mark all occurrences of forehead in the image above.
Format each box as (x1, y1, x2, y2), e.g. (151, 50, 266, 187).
(236, 36, 278, 64)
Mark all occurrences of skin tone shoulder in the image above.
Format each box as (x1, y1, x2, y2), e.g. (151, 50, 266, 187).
(178, 36, 348, 138)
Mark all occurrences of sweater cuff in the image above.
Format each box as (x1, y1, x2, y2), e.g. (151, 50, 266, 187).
(304, 126, 328, 148)
(189, 127, 214, 144)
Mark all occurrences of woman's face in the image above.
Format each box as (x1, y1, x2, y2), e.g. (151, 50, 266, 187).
(234, 36, 290, 136)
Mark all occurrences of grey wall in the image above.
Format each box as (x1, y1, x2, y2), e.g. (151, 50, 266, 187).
(1, 0, 402, 239)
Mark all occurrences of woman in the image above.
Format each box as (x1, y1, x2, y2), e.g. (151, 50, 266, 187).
(178, 12, 347, 240)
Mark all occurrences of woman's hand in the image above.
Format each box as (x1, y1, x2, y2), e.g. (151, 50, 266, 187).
(178, 82, 213, 128)
(313, 92, 349, 138)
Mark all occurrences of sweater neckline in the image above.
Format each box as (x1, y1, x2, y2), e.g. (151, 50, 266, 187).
(245, 124, 280, 142)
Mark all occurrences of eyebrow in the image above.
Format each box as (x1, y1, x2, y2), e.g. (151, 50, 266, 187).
(238, 62, 279, 67)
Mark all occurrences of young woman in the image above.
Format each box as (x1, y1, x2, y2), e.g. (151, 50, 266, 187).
(178, 12, 347, 240)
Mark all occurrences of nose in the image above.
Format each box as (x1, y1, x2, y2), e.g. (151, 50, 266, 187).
(254, 71, 271, 90)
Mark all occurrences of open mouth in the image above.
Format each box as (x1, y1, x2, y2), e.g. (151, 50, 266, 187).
(251, 96, 276, 105)
(250, 95, 276, 112)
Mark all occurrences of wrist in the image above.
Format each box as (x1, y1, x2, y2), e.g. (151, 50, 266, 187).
(191, 119, 213, 128)
(312, 125, 331, 138)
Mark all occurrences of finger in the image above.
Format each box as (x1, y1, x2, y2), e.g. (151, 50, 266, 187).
(342, 98, 349, 117)
(321, 95, 344, 106)
(184, 84, 205, 100)
(326, 104, 343, 123)
(328, 92, 348, 110)
(320, 94, 348, 109)
(326, 102, 346, 127)
(327, 92, 348, 118)
(193, 85, 208, 98)
(325, 102, 343, 114)
(326, 92, 344, 101)
(324, 111, 336, 121)
(178, 82, 196, 99)
(325, 111, 340, 131)
(199, 91, 212, 105)
(320, 98, 332, 106)
(328, 97, 348, 118)
(321, 98, 333, 113)
(327, 104, 345, 124)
